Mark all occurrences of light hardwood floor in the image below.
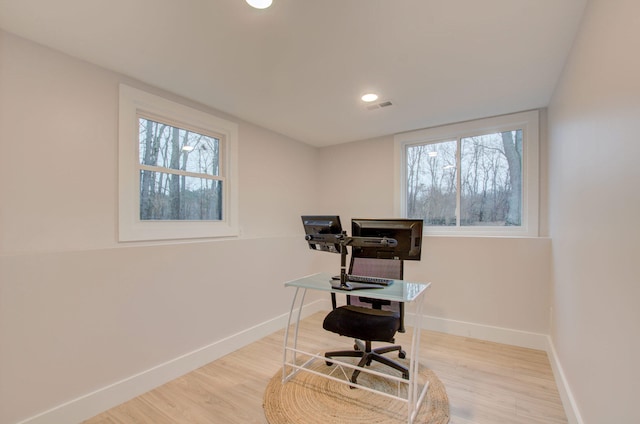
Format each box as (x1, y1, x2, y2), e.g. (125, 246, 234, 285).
(84, 312, 567, 424)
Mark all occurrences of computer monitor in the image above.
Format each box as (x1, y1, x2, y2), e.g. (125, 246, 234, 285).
(301, 215, 343, 254)
(351, 218, 423, 260)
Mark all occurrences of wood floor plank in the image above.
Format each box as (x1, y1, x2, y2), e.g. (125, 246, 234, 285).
(84, 312, 567, 424)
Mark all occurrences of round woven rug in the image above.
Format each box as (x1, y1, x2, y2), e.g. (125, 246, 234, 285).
(263, 358, 449, 424)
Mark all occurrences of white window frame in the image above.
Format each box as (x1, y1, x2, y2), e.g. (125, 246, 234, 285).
(394, 110, 539, 237)
(118, 84, 239, 242)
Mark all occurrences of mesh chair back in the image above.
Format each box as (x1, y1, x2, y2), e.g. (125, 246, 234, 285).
(348, 257, 404, 331)
(349, 257, 403, 280)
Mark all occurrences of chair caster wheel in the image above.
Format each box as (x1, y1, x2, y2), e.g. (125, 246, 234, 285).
(402, 372, 410, 380)
(399, 350, 406, 359)
(325, 360, 333, 366)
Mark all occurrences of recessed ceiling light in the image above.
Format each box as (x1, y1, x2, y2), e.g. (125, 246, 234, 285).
(361, 93, 379, 102)
(246, 0, 272, 9)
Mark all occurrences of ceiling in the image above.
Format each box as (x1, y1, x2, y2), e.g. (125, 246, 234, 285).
(0, 0, 587, 147)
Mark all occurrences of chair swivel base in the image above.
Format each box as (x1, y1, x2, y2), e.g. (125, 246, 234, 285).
(325, 339, 409, 385)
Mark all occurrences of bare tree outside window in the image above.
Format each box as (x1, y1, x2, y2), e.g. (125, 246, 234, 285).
(138, 117, 223, 221)
(406, 130, 523, 227)
(406, 140, 457, 225)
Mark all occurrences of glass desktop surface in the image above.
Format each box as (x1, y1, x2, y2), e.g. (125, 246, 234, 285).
(285, 272, 430, 303)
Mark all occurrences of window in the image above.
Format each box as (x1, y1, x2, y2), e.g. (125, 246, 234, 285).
(138, 117, 222, 221)
(395, 110, 539, 237)
(119, 84, 238, 241)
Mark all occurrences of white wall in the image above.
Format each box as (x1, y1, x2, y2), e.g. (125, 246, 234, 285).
(319, 137, 552, 338)
(547, 0, 640, 422)
(0, 30, 322, 424)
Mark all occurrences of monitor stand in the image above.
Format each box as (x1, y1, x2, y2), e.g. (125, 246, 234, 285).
(331, 237, 385, 290)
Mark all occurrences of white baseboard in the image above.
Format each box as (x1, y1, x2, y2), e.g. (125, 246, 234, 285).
(17, 299, 327, 424)
(410, 313, 549, 350)
(545, 338, 584, 424)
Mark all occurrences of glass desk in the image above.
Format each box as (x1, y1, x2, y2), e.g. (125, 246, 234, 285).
(283, 272, 431, 424)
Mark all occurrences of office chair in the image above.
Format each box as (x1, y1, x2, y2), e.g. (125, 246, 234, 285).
(323, 257, 408, 384)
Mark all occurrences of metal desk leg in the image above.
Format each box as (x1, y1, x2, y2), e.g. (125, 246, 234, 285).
(408, 291, 428, 423)
(282, 287, 307, 382)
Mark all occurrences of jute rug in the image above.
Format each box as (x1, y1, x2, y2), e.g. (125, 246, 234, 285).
(263, 357, 449, 424)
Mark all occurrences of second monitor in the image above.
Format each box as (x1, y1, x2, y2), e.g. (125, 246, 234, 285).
(351, 218, 423, 261)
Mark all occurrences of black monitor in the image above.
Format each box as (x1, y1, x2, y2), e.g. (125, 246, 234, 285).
(301, 215, 343, 254)
(351, 218, 423, 260)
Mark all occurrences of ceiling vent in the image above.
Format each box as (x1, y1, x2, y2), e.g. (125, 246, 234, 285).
(365, 100, 393, 111)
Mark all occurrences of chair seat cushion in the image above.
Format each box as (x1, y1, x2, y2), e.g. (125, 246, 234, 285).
(323, 305, 400, 342)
